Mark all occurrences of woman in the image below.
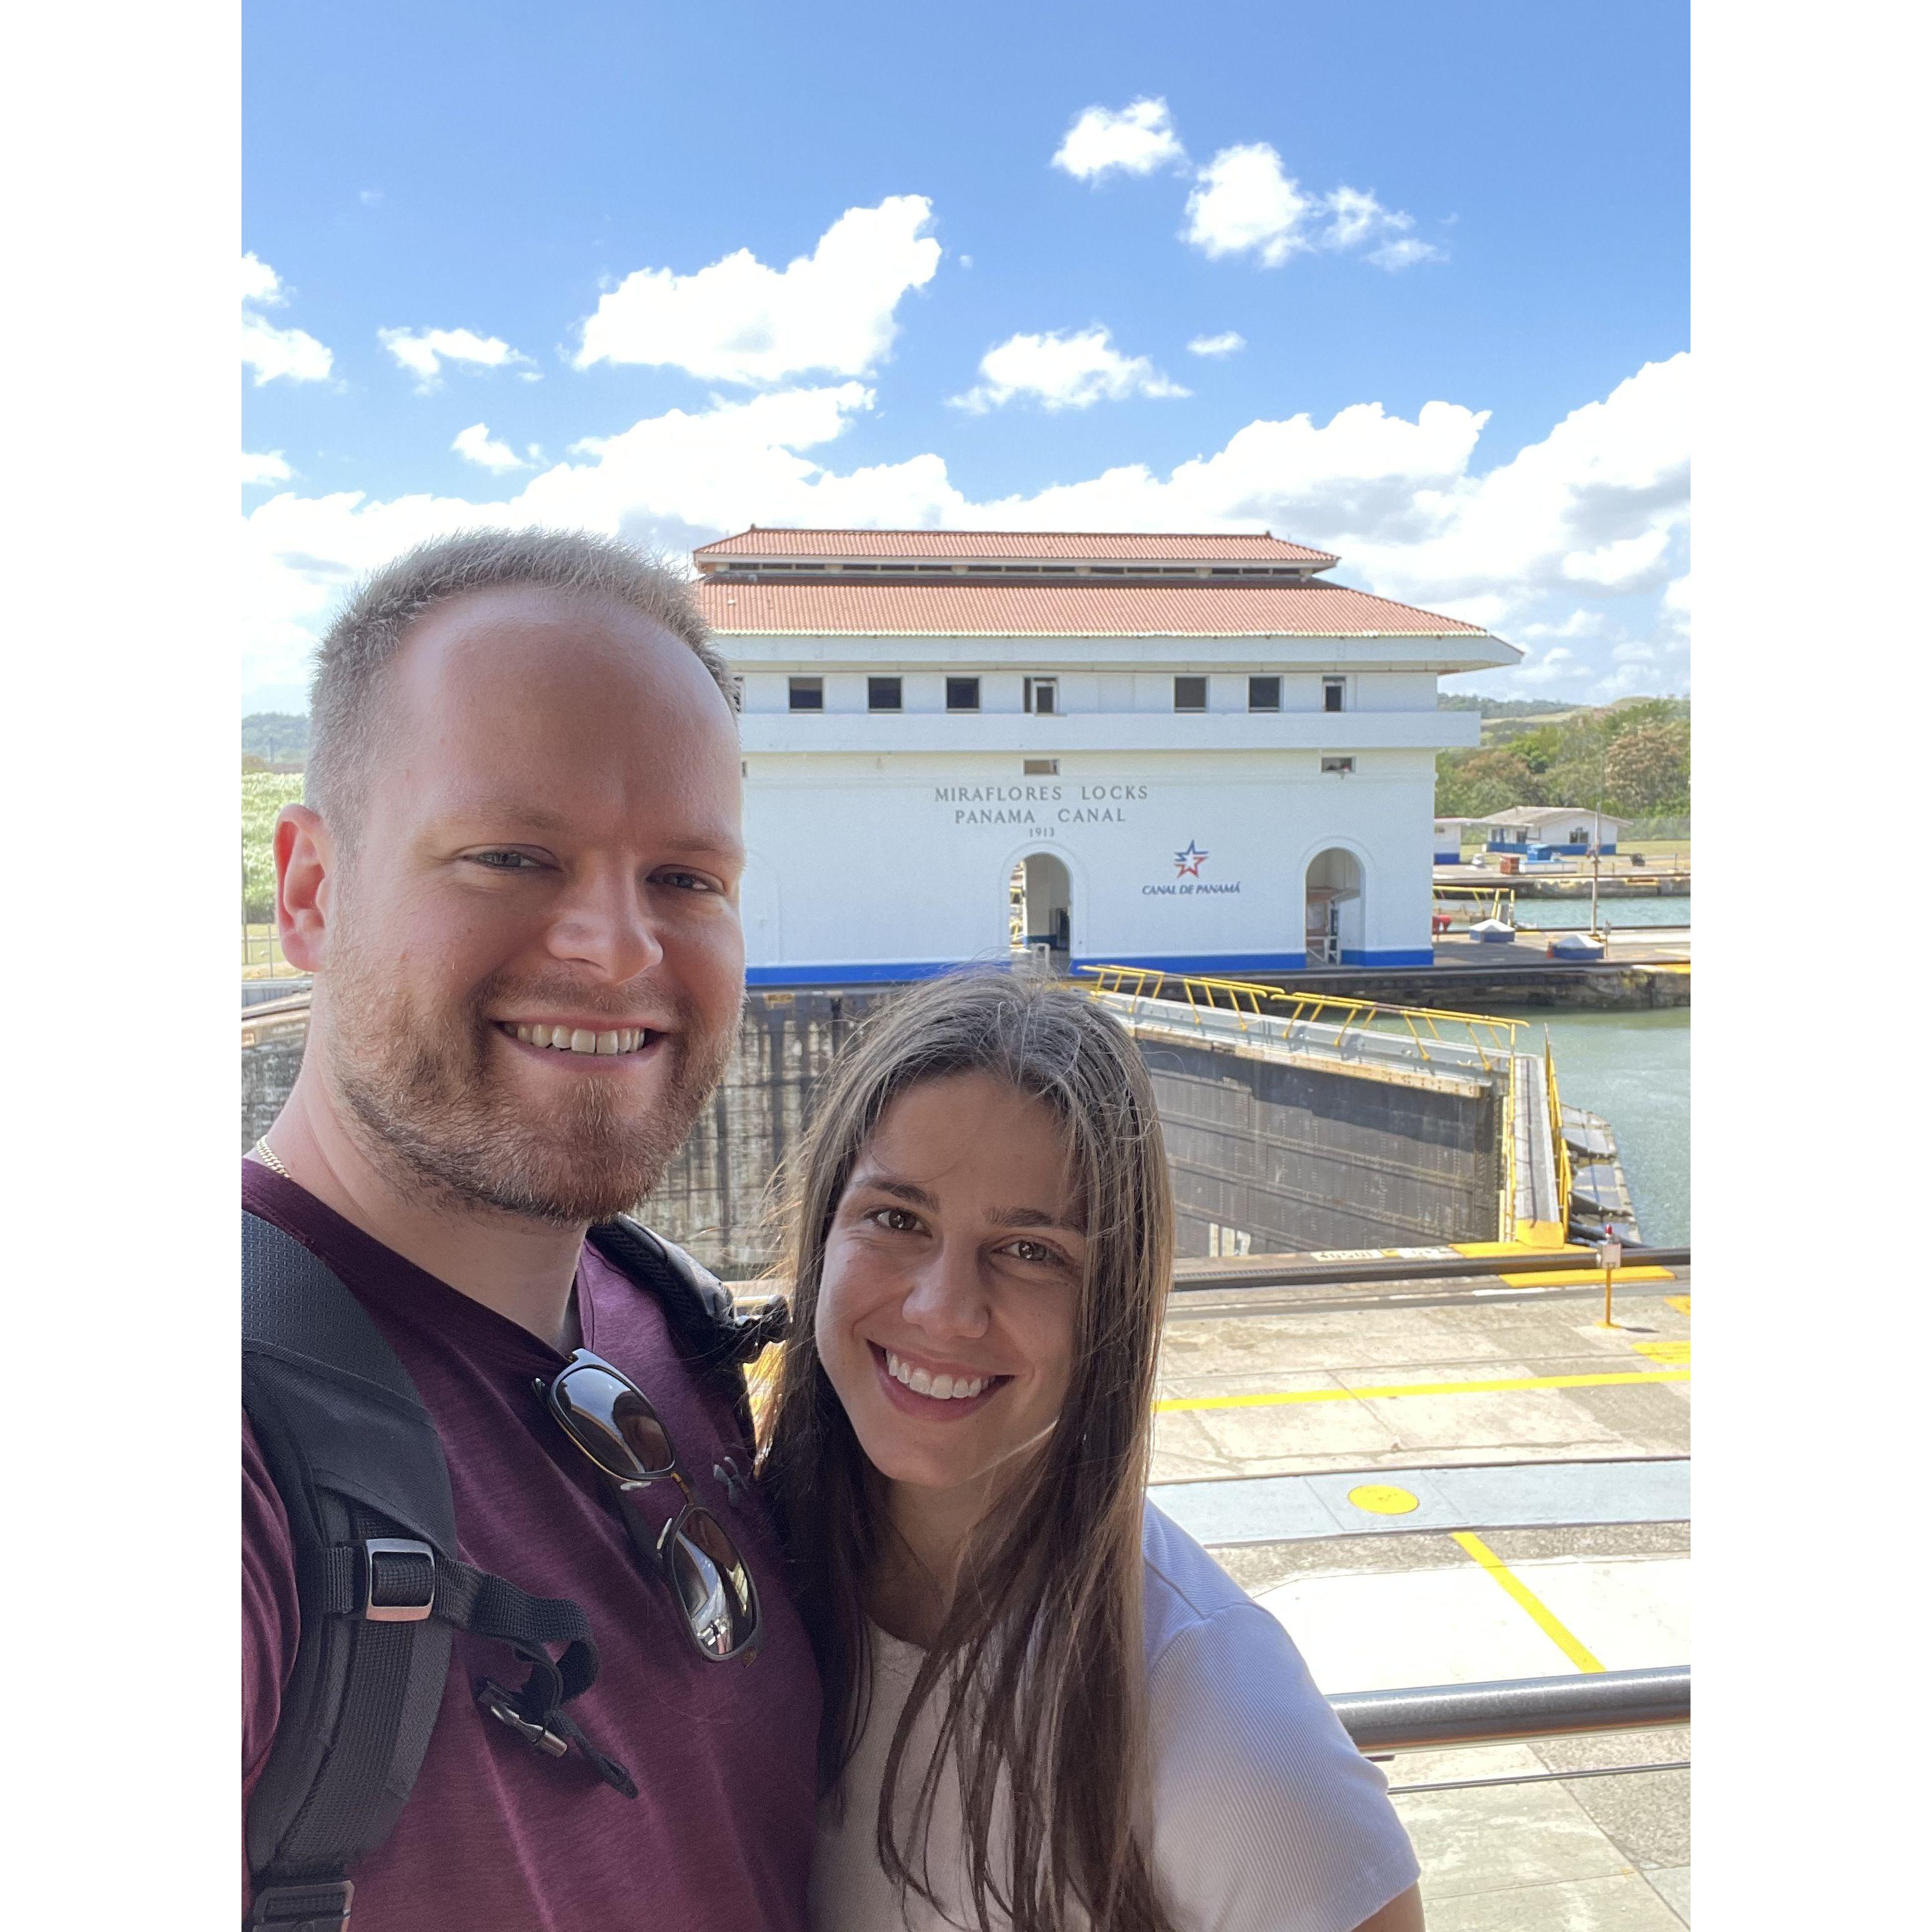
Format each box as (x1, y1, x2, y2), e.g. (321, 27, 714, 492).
(760, 971, 1424, 1932)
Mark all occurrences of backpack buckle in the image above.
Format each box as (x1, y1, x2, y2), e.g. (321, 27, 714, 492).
(477, 1678, 571, 1757)
(361, 1538, 435, 1622)
(248, 1878, 353, 1928)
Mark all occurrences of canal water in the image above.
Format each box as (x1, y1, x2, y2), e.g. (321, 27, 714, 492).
(1507, 895, 1690, 931)
(1497, 1005, 1690, 1246)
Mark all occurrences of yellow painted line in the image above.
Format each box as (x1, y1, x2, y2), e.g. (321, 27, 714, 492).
(1634, 1340, 1690, 1365)
(1666, 1294, 1690, 1316)
(1452, 1530, 1606, 1673)
(1155, 1368, 1689, 1413)
(1500, 1265, 1675, 1287)
(1453, 1241, 1595, 1259)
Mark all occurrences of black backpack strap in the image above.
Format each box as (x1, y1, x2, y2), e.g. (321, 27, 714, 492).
(585, 1216, 788, 1443)
(243, 1212, 633, 1930)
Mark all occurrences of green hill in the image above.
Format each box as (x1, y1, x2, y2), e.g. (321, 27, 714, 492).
(1436, 697, 1689, 820)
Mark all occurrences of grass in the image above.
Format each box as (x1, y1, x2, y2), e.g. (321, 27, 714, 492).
(242, 923, 299, 980)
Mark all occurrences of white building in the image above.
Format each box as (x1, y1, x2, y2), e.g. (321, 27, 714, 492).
(1480, 805, 1627, 857)
(1433, 817, 1479, 863)
(692, 529, 1519, 985)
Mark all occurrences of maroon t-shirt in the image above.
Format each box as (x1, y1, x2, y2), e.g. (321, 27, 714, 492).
(242, 1162, 821, 1929)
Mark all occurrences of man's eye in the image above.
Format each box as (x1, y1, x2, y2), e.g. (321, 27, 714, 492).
(470, 850, 542, 872)
(653, 868, 719, 893)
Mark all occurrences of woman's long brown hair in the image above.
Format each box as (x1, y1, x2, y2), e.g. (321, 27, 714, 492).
(758, 970, 1179, 1932)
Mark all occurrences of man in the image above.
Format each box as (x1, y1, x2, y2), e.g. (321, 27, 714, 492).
(244, 530, 820, 1928)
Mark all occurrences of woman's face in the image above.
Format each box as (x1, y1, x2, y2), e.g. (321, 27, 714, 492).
(815, 1070, 1086, 1502)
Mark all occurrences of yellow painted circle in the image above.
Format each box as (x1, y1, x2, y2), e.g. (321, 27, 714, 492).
(1348, 1484, 1421, 1516)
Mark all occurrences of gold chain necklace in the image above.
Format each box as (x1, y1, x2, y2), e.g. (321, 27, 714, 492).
(252, 1137, 291, 1178)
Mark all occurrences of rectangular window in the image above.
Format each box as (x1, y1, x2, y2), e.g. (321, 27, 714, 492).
(1022, 758, 1059, 776)
(1321, 756, 1355, 775)
(1248, 675, 1281, 712)
(788, 677, 823, 712)
(1024, 676, 1058, 716)
(1323, 676, 1346, 713)
(945, 676, 980, 712)
(867, 676, 902, 712)
(1174, 675, 1208, 712)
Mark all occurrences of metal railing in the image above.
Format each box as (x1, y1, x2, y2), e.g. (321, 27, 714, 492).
(1332, 1666, 1689, 1794)
(1500, 1049, 1520, 1241)
(1078, 966, 1525, 1074)
(1432, 883, 1517, 923)
(1545, 1027, 1574, 1236)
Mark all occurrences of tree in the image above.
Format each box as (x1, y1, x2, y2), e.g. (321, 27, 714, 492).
(1603, 722, 1690, 816)
(1435, 747, 1542, 818)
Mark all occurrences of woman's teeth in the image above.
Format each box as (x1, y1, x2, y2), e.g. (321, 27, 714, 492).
(507, 1024, 651, 1056)
(884, 1348, 992, 1401)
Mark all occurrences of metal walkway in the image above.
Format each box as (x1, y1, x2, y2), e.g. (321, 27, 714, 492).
(1149, 1457, 1689, 1546)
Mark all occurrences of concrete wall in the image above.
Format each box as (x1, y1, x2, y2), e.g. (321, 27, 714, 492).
(1138, 1031, 1502, 1254)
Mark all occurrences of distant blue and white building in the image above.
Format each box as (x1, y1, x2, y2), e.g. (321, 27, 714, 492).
(693, 529, 1520, 985)
(1480, 805, 1625, 858)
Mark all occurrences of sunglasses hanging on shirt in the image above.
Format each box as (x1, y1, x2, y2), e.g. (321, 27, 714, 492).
(536, 1349, 763, 1664)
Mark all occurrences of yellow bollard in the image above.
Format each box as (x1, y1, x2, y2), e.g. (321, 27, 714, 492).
(1599, 1236, 1623, 1329)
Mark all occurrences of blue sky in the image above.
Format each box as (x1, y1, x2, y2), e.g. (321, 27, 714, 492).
(242, 0, 1689, 711)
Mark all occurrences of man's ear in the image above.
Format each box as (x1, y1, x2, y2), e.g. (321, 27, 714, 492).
(277, 805, 337, 974)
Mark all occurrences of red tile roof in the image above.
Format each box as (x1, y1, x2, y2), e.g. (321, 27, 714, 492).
(694, 527, 1338, 565)
(693, 577, 1486, 637)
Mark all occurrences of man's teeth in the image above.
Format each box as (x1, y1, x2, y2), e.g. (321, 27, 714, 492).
(509, 1024, 651, 1055)
(884, 1349, 992, 1401)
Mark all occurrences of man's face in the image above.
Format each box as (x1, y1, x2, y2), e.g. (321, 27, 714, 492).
(313, 585, 745, 1224)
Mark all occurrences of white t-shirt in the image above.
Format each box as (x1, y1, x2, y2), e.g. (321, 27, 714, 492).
(809, 1502, 1419, 1932)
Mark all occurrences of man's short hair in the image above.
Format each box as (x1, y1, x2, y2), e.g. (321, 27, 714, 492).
(306, 527, 735, 847)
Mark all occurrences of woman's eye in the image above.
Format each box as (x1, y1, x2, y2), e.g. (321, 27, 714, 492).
(868, 1208, 922, 1233)
(1005, 1239, 1066, 1269)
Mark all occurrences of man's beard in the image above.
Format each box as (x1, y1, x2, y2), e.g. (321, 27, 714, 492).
(320, 937, 737, 1226)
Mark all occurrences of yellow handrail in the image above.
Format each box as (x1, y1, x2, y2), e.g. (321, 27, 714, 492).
(1076, 966, 1525, 1072)
(1545, 1027, 1574, 1236)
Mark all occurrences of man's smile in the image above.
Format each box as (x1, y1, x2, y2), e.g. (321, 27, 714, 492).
(495, 1020, 668, 1060)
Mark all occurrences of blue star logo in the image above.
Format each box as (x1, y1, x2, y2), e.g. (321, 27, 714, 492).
(1174, 840, 1209, 878)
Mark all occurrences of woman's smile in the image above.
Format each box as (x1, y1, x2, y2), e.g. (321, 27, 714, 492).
(868, 1341, 1012, 1417)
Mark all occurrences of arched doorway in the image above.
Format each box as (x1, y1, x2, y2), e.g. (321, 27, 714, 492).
(1304, 848, 1363, 965)
(1009, 852, 1072, 971)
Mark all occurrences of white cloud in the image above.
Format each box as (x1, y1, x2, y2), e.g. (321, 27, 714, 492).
(950, 327, 1189, 414)
(1516, 646, 1577, 686)
(242, 450, 293, 487)
(243, 313, 335, 387)
(1519, 610, 1608, 641)
(1052, 98, 1187, 180)
(451, 423, 526, 472)
(243, 353, 1689, 703)
(1186, 331, 1246, 358)
(380, 327, 533, 392)
(241, 252, 333, 386)
(241, 252, 284, 306)
(1369, 236, 1440, 270)
(574, 196, 941, 385)
(1184, 144, 1317, 265)
(1323, 186, 1444, 269)
(1182, 150, 1441, 271)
